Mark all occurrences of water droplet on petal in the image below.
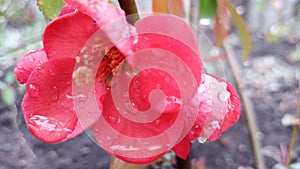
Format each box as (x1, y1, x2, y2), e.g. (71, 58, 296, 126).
(211, 120, 220, 129)
(122, 91, 129, 98)
(108, 115, 120, 124)
(201, 74, 205, 84)
(143, 36, 150, 41)
(156, 83, 161, 89)
(51, 86, 59, 102)
(218, 91, 231, 102)
(154, 119, 161, 126)
(48, 69, 56, 76)
(198, 136, 207, 143)
(200, 100, 213, 112)
(27, 83, 39, 97)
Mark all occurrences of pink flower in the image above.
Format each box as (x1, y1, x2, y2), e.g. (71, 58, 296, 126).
(14, 0, 240, 164)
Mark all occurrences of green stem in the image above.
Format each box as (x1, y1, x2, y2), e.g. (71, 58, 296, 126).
(118, 0, 139, 24)
(286, 83, 300, 166)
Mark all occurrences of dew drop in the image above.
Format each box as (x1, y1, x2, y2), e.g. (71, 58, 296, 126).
(211, 120, 220, 129)
(27, 83, 39, 97)
(154, 119, 161, 126)
(125, 102, 138, 114)
(108, 115, 119, 124)
(51, 86, 59, 102)
(198, 136, 207, 143)
(122, 90, 129, 97)
(156, 83, 161, 89)
(201, 74, 205, 84)
(200, 100, 213, 112)
(218, 91, 231, 102)
(48, 69, 56, 76)
(143, 36, 150, 41)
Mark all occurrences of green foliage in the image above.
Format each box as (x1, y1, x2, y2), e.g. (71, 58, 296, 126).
(37, 0, 66, 20)
(1, 85, 16, 106)
(224, 0, 252, 62)
(199, 0, 217, 19)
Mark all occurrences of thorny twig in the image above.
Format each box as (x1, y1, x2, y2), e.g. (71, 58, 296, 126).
(224, 38, 266, 169)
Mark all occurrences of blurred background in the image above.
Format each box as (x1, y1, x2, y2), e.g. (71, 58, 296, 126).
(0, 0, 299, 168)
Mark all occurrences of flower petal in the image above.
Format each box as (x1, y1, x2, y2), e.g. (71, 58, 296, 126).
(188, 73, 241, 141)
(58, 5, 76, 16)
(172, 137, 190, 160)
(43, 11, 98, 60)
(22, 58, 98, 143)
(135, 14, 199, 54)
(14, 49, 48, 84)
(63, 0, 125, 27)
(63, 0, 135, 56)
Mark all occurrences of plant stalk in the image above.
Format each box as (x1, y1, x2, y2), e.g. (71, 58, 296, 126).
(224, 39, 266, 169)
(286, 82, 300, 166)
(118, 0, 139, 24)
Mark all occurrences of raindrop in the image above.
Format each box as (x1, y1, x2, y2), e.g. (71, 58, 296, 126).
(198, 136, 207, 143)
(29, 115, 72, 133)
(154, 119, 161, 126)
(51, 86, 59, 102)
(27, 83, 39, 97)
(143, 36, 150, 41)
(125, 102, 138, 114)
(156, 83, 161, 89)
(218, 91, 231, 102)
(164, 76, 170, 83)
(108, 115, 119, 124)
(200, 100, 213, 112)
(17, 66, 25, 73)
(166, 44, 171, 48)
(201, 74, 205, 84)
(211, 121, 220, 129)
(48, 69, 56, 76)
(210, 83, 216, 89)
(122, 91, 129, 97)
(65, 94, 87, 101)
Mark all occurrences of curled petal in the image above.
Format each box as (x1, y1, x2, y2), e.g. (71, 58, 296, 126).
(14, 49, 48, 84)
(43, 11, 98, 60)
(189, 73, 241, 141)
(22, 58, 99, 143)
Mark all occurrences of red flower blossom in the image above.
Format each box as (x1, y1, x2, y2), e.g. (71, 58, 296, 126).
(14, 0, 240, 164)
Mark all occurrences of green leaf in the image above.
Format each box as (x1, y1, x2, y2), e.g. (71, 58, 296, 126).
(199, 0, 217, 19)
(1, 86, 16, 106)
(37, 0, 66, 20)
(224, 0, 252, 62)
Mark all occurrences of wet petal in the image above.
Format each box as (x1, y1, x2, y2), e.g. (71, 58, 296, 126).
(22, 58, 99, 143)
(172, 137, 190, 160)
(58, 5, 76, 16)
(43, 11, 99, 60)
(63, 0, 125, 27)
(189, 73, 240, 141)
(63, 0, 134, 56)
(135, 14, 199, 54)
(14, 49, 48, 84)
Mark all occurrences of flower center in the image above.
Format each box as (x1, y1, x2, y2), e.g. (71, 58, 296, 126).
(97, 47, 125, 87)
